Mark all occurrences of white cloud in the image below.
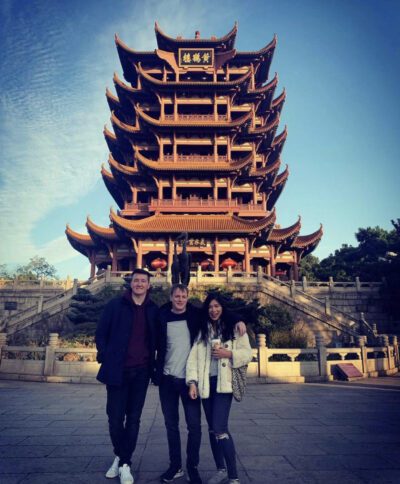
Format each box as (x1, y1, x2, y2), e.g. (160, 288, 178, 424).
(0, 0, 211, 271)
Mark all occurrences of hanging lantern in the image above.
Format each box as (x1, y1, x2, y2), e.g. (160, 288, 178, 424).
(200, 258, 213, 269)
(151, 258, 167, 270)
(220, 257, 237, 269)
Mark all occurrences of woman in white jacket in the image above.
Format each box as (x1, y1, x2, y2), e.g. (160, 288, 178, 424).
(186, 293, 253, 484)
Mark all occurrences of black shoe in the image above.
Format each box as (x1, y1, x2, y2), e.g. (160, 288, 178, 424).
(160, 466, 184, 483)
(187, 466, 202, 484)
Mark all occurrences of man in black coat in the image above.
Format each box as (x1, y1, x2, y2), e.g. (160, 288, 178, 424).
(96, 268, 158, 484)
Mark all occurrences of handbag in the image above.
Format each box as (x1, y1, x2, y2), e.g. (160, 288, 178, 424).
(231, 364, 248, 402)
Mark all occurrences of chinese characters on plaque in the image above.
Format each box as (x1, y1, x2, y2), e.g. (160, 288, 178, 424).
(179, 48, 214, 67)
(178, 238, 207, 248)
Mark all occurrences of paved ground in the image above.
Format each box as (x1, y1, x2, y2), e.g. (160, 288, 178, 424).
(1, 378, 400, 484)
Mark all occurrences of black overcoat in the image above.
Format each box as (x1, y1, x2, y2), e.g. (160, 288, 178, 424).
(95, 295, 159, 386)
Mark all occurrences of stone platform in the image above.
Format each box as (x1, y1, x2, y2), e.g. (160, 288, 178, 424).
(1, 378, 400, 483)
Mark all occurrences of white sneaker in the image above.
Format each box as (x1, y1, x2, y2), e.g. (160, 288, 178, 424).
(119, 463, 134, 484)
(207, 469, 227, 484)
(106, 456, 120, 478)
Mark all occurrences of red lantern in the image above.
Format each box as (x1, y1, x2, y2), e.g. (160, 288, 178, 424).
(200, 259, 213, 269)
(220, 257, 237, 269)
(151, 258, 167, 270)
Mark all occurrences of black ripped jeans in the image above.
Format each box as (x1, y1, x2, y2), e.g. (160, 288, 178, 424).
(201, 375, 238, 480)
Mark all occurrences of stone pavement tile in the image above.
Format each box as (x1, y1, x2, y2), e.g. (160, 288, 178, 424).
(48, 443, 113, 457)
(2, 408, 68, 415)
(344, 433, 400, 444)
(292, 424, 368, 434)
(71, 425, 108, 435)
(0, 426, 79, 436)
(0, 457, 91, 474)
(236, 442, 326, 456)
(0, 445, 56, 458)
(20, 434, 110, 446)
(228, 433, 269, 446)
(0, 436, 27, 446)
(338, 454, 398, 470)
(0, 475, 28, 484)
(316, 441, 400, 456)
(250, 423, 299, 434)
(239, 455, 294, 471)
(0, 415, 29, 422)
(1, 419, 53, 428)
(305, 470, 364, 483)
(251, 418, 321, 426)
(246, 470, 308, 483)
(353, 469, 400, 483)
(28, 411, 96, 422)
(18, 472, 109, 483)
(265, 434, 353, 446)
(284, 455, 346, 471)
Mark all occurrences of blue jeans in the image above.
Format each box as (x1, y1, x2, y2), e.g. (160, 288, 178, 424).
(159, 374, 202, 469)
(106, 366, 150, 466)
(201, 376, 238, 479)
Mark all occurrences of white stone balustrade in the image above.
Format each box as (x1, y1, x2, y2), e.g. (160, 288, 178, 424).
(1, 332, 397, 384)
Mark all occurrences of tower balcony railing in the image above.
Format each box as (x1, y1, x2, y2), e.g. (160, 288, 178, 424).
(122, 198, 267, 214)
(163, 154, 228, 162)
(163, 114, 228, 121)
(149, 198, 266, 211)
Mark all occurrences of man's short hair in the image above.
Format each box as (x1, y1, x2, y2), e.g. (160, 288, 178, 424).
(170, 283, 189, 296)
(131, 268, 152, 281)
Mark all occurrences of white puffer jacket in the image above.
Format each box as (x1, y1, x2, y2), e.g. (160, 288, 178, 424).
(186, 331, 253, 399)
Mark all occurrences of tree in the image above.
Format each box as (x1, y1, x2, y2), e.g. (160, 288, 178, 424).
(299, 254, 320, 281)
(0, 264, 12, 279)
(302, 224, 399, 282)
(16, 256, 58, 280)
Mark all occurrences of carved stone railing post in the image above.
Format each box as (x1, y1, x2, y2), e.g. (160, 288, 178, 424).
(315, 334, 327, 379)
(44, 333, 59, 377)
(324, 296, 331, 316)
(37, 295, 44, 314)
(105, 265, 111, 283)
(357, 335, 367, 375)
(328, 277, 334, 293)
(257, 334, 267, 378)
(0, 332, 7, 362)
(227, 267, 233, 284)
(257, 266, 263, 283)
(302, 276, 308, 292)
(196, 265, 202, 283)
(355, 276, 361, 291)
(72, 278, 78, 296)
(289, 280, 296, 298)
(65, 275, 72, 290)
(389, 335, 399, 368)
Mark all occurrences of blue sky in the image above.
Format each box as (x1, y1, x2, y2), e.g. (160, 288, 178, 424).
(0, 0, 399, 279)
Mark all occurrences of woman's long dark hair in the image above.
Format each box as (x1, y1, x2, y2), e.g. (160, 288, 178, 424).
(199, 292, 236, 343)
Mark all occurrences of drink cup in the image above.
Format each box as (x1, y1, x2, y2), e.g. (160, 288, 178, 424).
(211, 338, 221, 349)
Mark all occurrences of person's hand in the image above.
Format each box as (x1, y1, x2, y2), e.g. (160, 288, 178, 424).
(212, 347, 232, 359)
(235, 321, 247, 336)
(189, 383, 198, 399)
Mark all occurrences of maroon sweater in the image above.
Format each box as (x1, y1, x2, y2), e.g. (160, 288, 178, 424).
(123, 290, 150, 368)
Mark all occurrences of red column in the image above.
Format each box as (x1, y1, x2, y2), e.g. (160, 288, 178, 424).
(270, 245, 276, 277)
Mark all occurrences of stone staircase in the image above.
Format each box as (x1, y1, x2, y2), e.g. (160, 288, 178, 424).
(0, 269, 373, 344)
(0, 275, 112, 336)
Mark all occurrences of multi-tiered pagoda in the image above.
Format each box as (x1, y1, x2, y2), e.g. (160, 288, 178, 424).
(66, 23, 322, 280)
